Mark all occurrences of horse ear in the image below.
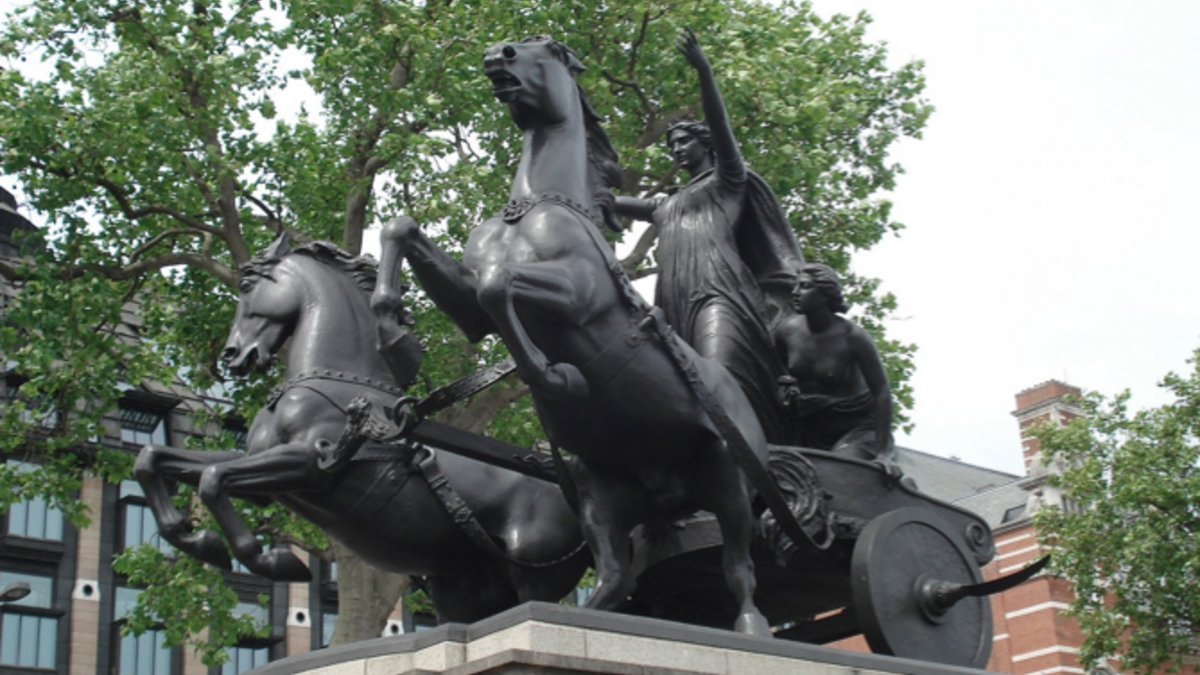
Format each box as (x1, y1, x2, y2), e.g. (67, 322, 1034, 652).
(564, 49, 585, 75)
(548, 39, 585, 75)
(263, 231, 291, 260)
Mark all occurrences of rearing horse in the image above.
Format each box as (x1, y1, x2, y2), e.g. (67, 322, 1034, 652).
(372, 36, 774, 635)
(133, 239, 588, 623)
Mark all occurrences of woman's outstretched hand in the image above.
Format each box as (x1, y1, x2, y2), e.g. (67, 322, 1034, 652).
(677, 27, 710, 73)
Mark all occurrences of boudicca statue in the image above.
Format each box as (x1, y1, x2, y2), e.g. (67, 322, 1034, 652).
(615, 29, 803, 444)
(134, 28, 1052, 668)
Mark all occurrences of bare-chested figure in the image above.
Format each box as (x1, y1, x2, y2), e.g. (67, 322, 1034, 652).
(774, 263, 894, 462)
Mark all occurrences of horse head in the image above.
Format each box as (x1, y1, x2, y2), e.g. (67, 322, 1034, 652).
(222, 234, 303, 376)
(484, 36, 586, 129)
(222, 235, 421, 384)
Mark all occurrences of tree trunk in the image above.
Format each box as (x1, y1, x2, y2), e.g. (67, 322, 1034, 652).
(329, 538, 410, 646)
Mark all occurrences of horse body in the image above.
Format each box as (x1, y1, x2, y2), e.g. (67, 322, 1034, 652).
(135, 245, 588, 623)
(373, 37, 773, 635)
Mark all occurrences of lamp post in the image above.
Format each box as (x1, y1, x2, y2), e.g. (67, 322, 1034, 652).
(0, 581, 31, 603)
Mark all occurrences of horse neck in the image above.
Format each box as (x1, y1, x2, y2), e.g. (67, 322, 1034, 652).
(284, 262, 393, 384)
(511, 103, 590, 204)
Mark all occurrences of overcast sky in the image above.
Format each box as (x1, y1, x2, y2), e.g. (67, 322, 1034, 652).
(804, 0, 1200, 474)
(3, 1, 1197, 476)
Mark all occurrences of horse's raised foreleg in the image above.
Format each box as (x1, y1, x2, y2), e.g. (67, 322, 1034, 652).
(476, 261, 597, 397)
(373, 216, 495, 342)
(195, 443, 326, 582)
(133, 445, 246, 569)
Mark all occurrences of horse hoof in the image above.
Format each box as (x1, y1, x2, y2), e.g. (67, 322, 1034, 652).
(545, 363, 589, 398)
(184, 530, 233, 570)
(734, 611, 771, 637)
(256, 550, 312, 582)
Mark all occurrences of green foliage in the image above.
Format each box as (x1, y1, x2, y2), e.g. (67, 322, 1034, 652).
(1034, 349, 1200, 674)
(0, 0, 930, 649)
(113, 545, 269, 668)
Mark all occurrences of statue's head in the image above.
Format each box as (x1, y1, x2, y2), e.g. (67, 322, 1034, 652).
(483, 35, 585, 122)
(794, 263, 849, 315)
(666, 119, 713, 174)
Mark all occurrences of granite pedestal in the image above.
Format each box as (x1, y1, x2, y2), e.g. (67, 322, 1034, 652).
(249, 603, 994, 675)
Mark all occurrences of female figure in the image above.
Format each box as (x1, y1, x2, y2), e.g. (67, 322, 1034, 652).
(616, 29, 803, 443)
(774, 263, 894, 462)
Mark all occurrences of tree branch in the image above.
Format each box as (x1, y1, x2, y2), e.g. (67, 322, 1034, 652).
(0, 253, 236, 287)
(128, 228, 210, 262)
(621, 222, 659, 273)
(601, 70, 655, 119)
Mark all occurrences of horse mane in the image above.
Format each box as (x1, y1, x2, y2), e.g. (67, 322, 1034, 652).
(577, 83, 624, 229)
(522, 36, 624, 229)
(241, 238, 381, 299)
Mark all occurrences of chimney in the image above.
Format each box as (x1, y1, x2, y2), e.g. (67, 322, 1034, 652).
(0, 187, 38, 258)
(1012, 380, 1083, 475)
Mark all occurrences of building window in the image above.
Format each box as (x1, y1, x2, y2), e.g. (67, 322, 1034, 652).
(219, 647, 268, 675)
(4, 379, 58, 429)
(4, 461, 64, 542)
(118, 482, 171, 555)
(113, 587, 175, 675)
(0, 571, 59, 669)
(218, 602, 271, 675)
(320, 613, 336, 648)
(1001, 504, 1027, 523)
(117, 629, 172, 675)
(120, 407, 167, 447)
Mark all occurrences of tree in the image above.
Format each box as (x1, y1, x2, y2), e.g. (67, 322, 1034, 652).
(1034, 350, 1200, 675)
(0, 0, 931, 657)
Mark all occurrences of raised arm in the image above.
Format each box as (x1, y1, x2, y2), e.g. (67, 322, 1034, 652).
(678, 28, 745, 187)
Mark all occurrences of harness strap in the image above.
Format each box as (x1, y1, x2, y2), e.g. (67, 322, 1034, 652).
(416, 446, 588, 568)
(416, 446, 511, 559)
(640, 309, 834, 551)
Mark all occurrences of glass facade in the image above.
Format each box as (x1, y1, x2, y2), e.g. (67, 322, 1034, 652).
(113, 588, 174, 675)
(119, 407, 167, 447)
(119, 481, 171, 554)
(5, 461, 64, 541)
(0, 571, 58, 669)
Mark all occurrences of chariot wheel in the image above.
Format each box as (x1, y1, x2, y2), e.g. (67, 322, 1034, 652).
(850, 507, 992, 668)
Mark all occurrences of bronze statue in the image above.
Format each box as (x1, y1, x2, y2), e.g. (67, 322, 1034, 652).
(126, 30, 1052, 663)
(774, 263, 894, 462)
(133, 238, 588, 623)
(614, 30, 804, 444)
(371, 34, 794, 635)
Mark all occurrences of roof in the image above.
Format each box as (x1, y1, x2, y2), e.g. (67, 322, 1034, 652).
(894, 445, 1020, 502)
(893, 446, 1028, 529)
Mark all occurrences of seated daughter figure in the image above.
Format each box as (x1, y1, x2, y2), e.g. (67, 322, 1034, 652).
(774, 263, 895, 463)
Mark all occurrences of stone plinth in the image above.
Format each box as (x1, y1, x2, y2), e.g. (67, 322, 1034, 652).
(249, 603, 993, 675)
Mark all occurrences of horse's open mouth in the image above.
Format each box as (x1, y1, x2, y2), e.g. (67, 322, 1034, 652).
(223, 346, 262, 378)
(487, 69, 522, 97)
